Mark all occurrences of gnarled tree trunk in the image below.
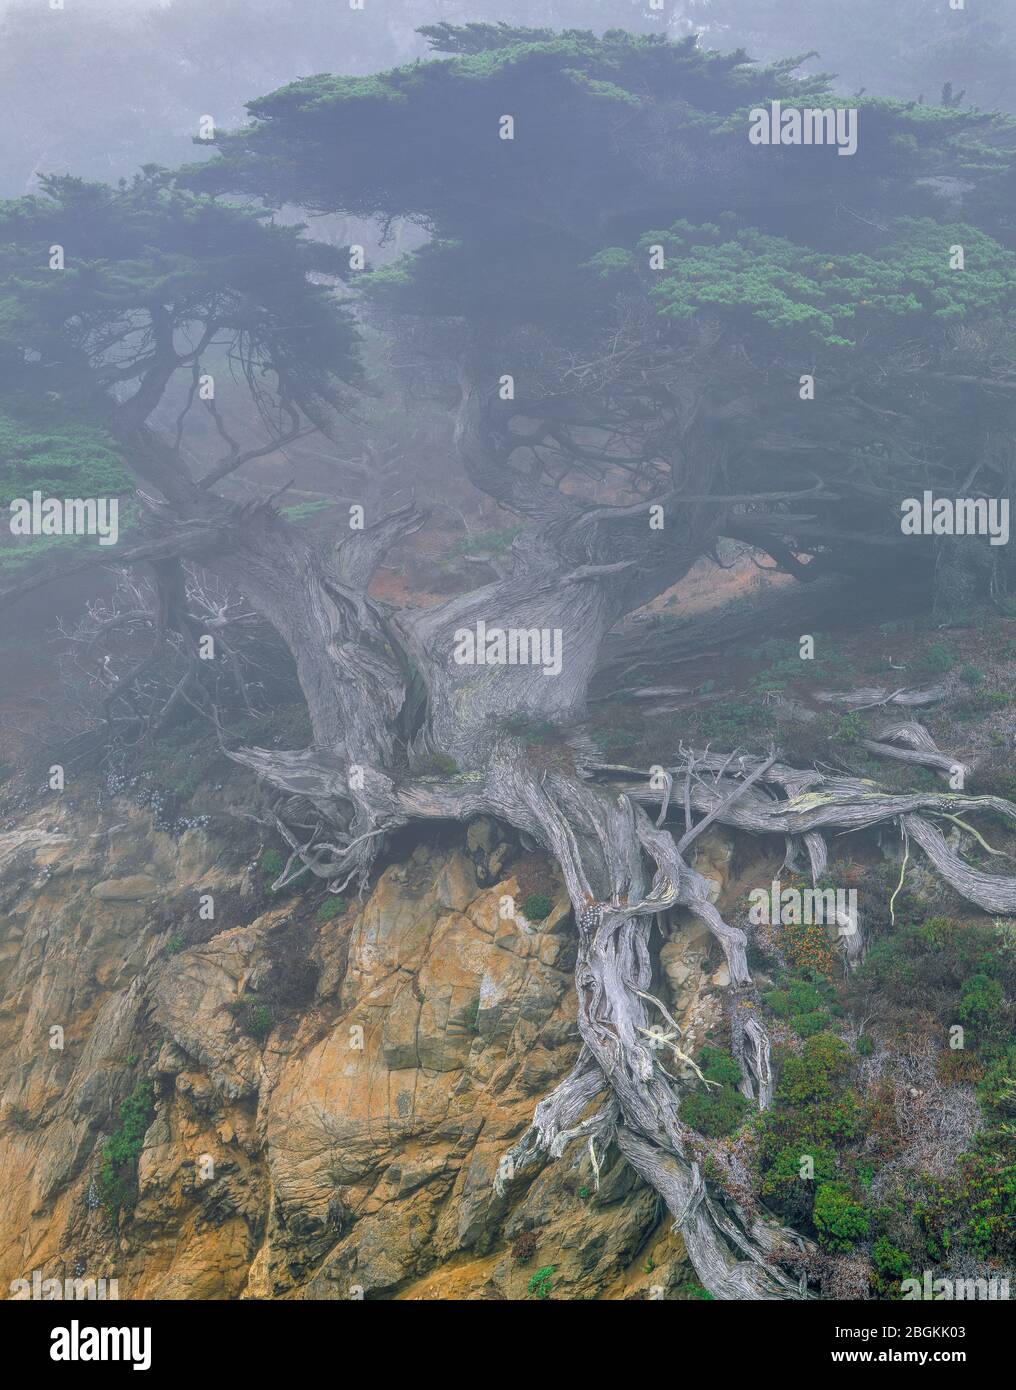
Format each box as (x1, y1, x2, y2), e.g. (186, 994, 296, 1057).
(189, 367, 1016, 1299)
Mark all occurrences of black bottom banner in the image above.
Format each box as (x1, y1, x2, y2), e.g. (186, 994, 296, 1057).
(0, 1294, 1004, 1375)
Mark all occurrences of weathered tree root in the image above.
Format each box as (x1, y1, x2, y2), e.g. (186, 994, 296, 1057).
(862, 720, 968, 784)
(599, 751, 1016, 913)
(225, 696, 1016, 1300)
(229, 727, 1016, 1297)
(488, 770, 813, 1299)
(814, 678, 957, 709)
(489, 747, 1016, 1299)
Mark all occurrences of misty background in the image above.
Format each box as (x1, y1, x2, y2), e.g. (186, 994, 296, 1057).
(2, 0, 1015, 657)
(1, 0, 1014, 197)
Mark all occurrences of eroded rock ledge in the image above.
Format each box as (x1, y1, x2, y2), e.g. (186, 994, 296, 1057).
(0, 802, 742, 1300)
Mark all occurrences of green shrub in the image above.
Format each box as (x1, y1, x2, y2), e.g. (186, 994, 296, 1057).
(959, 973, 1005, 1029)
(449, 525, 521, 558)
(978, 1049, 1016, 1118)
(697, 1046, 741, 1088)
(315, 896, 347, 923)
(98, 1080, 156, 1223)
(232, 996, 275, 1041)
(813, 1182, 870, 1251)
(528, 1265, 555, 1299)
(760, 1022, 874, 1239)
(953, 689, 1009, 721)
(260, 849, 284, 881)
(502, 714, 565, 746)
(915, 917, 989, 966)
(959, 1152, 1016, 1261)
(761, 1145, 837, 1224)
(247, 1003, 274, 1040)
(970, 758, 1016, 801)
(835, 711, 867, 742)
(679, 1085, 748, 1138)
(767, 974, 840, 1034)
(916, 1145, 1016, 1264)
(763, 988, 793, 1019)
(916, 641, 954, 675)
(858, 937, 919, 1000)
(776, 1034, 851, 1106)
(589, 723, 641, 754)
(792, 1008, 832, 1038)
(521, 892, 552, 922)
(787, 1091, 864, 1147)
(858, 918, 1014, 1038)
(698, 698, 766, 745)
(872, 1237, 912, 1281)
(787, 979, 827, 1013)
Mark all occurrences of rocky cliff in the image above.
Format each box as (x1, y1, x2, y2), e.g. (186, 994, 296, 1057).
(0, 792, 736, 1300)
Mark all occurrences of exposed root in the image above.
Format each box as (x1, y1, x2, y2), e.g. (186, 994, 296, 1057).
(239, 733, 1016, 1298)
(599, 750, 1016, 911)
(492, 770, 810, 1300)
(862, 720, 967, 784)
(491, 744, 1016, 1299)
(814, 678, 957, 709)
(616, 1129, 810, 1300)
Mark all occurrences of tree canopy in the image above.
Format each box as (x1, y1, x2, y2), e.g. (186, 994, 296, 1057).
(0, 169, 360, 571)
(182, 26, 1016, 605)
(0, 170, 359, 406)
(6, 28, 1016, 603)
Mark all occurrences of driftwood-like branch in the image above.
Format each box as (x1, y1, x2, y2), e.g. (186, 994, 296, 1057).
(814, 679, 956, 709)
(861, 721, 968, 784)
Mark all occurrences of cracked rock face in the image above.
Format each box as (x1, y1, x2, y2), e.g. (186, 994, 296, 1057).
(0, 804, 738, 1299)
